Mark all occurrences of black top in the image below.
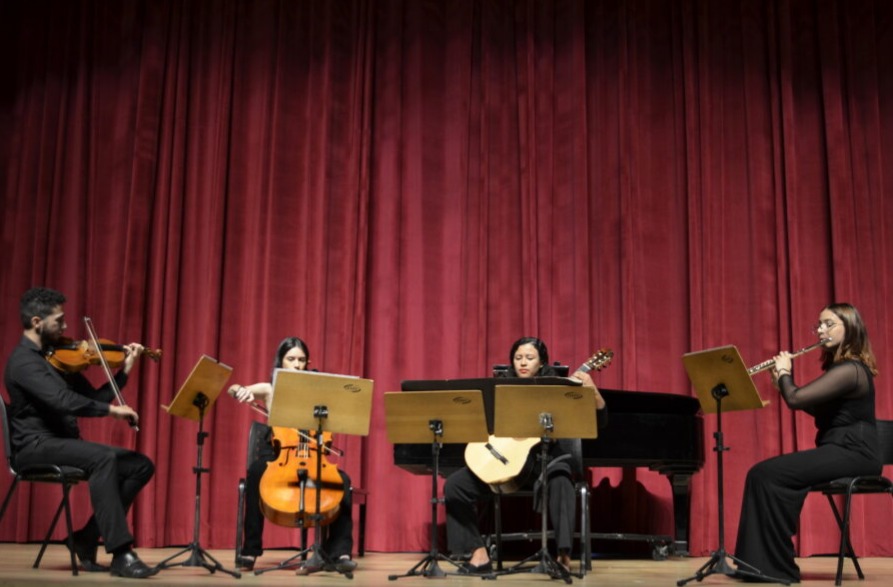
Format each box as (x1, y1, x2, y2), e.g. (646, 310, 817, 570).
(3, 335, 127, 451)
(778, 359, 879, 462)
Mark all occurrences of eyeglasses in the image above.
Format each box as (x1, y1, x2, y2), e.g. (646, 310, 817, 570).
(813, 319, 840, 333)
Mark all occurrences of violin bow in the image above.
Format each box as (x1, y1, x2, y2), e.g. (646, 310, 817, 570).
(83, 316, 139, 431)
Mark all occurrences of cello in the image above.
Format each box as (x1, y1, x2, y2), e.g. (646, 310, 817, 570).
(258, 427, 345, 528)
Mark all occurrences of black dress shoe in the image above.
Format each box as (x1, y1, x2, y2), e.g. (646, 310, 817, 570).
(110, 550, 157, 579)
(333, 555, 358, 573)
(732, 569, 798, 583)
(66, 531, 109, 572)
(235, 555, 256, 571)
(295, 552, 326, 575)
(459, 561, 494, 575)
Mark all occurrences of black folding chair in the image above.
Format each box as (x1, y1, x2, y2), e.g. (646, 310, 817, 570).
(0, 401, 88, 575)
(809, 419, 893, 586)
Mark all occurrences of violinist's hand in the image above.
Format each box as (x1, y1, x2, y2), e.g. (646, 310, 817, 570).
(109, 404, 139, 425)
(571, 370, 606, 410)
(122, 342, 145, 374)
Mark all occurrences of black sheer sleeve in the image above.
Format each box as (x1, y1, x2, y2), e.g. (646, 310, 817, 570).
(777, 361, 870, 410)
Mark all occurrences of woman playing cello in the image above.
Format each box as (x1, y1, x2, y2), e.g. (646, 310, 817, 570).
(229, 337, 356, 574)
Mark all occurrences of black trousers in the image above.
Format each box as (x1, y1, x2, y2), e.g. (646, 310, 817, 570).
(444, 465, 576, 558)
(734, 442, 881, 582)
(242, 457, 354, 559)
(15, 436, 155, 553)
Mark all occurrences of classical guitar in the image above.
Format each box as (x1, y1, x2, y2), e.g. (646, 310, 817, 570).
(464, 348, 613, 493)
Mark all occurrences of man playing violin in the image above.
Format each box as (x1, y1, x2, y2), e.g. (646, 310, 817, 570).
(3, 287, 157, 579)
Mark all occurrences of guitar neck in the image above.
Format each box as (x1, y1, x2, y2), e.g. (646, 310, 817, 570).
(574, 362, 591, 374)
(572, 348, 613, 375)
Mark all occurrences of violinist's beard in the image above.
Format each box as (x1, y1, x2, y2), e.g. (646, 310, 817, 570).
(36, 323, 62, 349)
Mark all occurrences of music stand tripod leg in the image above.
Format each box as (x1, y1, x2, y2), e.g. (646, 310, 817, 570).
(389, 420, 470, 580)
(252, 498, 313, 575)
(278, 410, 356, 579)
(496, 431, 575, 584)
(156, 393, 241, 578)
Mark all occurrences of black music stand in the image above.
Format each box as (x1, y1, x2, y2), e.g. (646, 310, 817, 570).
(382, 390, 490, 580)
(157, 355, 239, 578)
(676, 345, 788, 586)
(257, 369, 373, 579)
(491, 384, 598, 584)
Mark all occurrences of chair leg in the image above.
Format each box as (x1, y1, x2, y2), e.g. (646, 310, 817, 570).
(33, 496, 64, 569)
(235, 478, 245, 566)
(358, 500, 366, 557)
(577, 483, 591, 573)
(827, 492, 864, 586)
(34, 484, 78, 575)
(494, 492, 504, 570)
(60, 483, 79, 576)
(0, 478, 20, 523)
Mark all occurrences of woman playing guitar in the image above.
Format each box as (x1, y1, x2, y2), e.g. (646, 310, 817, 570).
(443, 336, 608, 575)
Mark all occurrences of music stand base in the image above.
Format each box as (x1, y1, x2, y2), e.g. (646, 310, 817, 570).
(258, 544, 355, 579)
(388, 552, 468, 580)
(252, 547, 312, 575)
(497, 548, 576, 584)
(676, 548, 790, 586)
(156, 542, 241, 578)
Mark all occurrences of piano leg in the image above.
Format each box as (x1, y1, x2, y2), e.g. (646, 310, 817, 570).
(667, 471, 693, 556)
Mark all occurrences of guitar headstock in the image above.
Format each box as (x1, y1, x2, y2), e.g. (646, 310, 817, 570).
(579, 348, 614, 372)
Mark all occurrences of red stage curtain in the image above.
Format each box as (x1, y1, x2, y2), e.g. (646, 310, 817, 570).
(1, 0, 892, 558)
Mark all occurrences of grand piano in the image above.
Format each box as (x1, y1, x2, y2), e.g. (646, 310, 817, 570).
(392, 378, 705, 557)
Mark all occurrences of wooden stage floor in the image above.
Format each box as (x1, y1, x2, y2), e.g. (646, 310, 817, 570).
(0, 543, 891, 586)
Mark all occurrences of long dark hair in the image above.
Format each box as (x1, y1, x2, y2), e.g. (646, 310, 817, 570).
(507, 336, 557, 377)
(821, 303, 878, 376)
(271, 336, 311, 379)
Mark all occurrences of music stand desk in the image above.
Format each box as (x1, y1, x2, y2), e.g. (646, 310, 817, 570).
(493, 385, 599, 439)
(269, 369, 373, 435)
(385, 390, 489, 445)
(162, 355, 232, 421)
(682, 345, 769, 412)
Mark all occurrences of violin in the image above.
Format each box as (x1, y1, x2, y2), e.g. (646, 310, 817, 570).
(259, 427, 344, 528)
(55, 317, 148, 431)
(47, 336, 162, 373)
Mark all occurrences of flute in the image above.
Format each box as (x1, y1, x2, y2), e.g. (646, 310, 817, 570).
(747, 339, 831, 375)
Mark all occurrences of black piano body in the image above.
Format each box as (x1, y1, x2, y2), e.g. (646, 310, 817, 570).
(392, 379, 705, 556)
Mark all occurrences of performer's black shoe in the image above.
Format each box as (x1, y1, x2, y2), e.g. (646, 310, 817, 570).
(333, 555, 358, 573)
(295, 552, 325, 575)
(459, 560, 494, 575)
(66, 529, 109, 572)
(235, 554, 255, 571)
(110, 549, 157, 579)
(294, 552, 358, 575)
(733, 568, 798, 583)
